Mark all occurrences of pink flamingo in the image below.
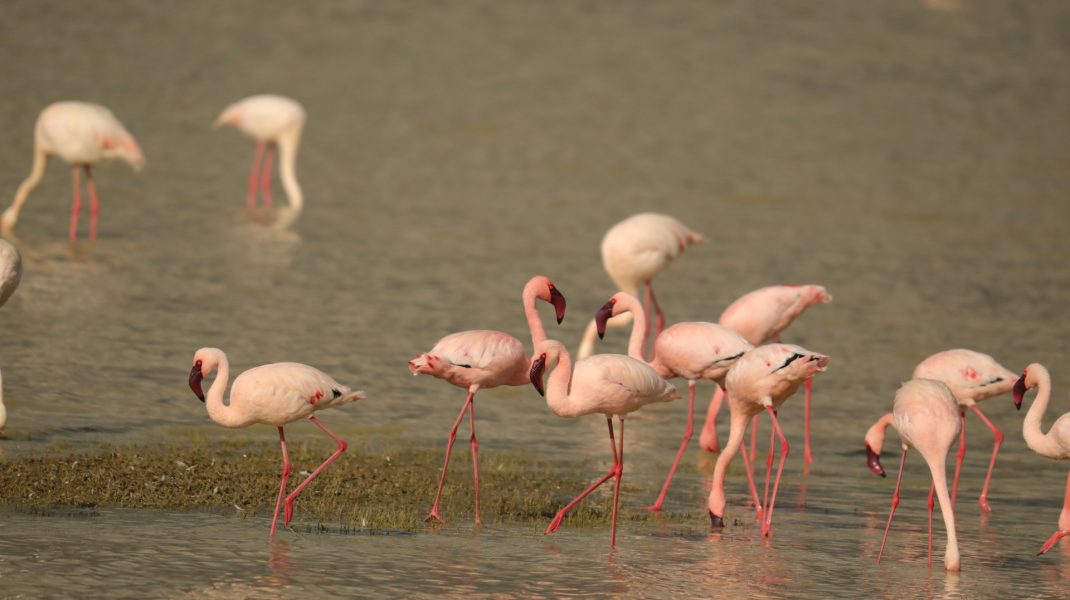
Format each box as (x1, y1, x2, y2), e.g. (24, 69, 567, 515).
(700, 284, 831, 463)
(215, 95, 305, 217)
(3, 101, 144, 241)
(1013, 363, 1070, 555)
(594, 291, 752, 511)
(409, 276, 566, 525)
(578, 213, 704, 361)
(0, 239, 21, 434)
(529, 339, 679, 546)
(870, 379, 961, 572)
(707, 343, 829, 536)
(187, 347, 364, 537)
(864, 350, 1017, 512)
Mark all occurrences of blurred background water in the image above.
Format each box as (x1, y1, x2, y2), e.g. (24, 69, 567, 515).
(1, 0, 1069, 596)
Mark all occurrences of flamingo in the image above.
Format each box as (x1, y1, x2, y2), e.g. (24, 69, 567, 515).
(1012, 363, 1070, 555)
(3, 101, 144, 241)
(870, 379, 961, 572)
(214, 95, 305, 217)
(529, 339, 679, 546)
(577, 213, 704, 361)
(0, 238, 22, 434)
(187, 347, 364, 537)
(700, 284, 832, 464)
(594, 291, 752, 511)
(707, 343, 829, 537)
(866, 349, 1017, 512)
(409, 275, 566, 525)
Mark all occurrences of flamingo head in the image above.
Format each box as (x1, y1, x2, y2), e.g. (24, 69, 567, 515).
(527, 275, 567, 324)
(594, 297, 618, 339)
(530, 353, 547, 396)
(806, 285, 832, 306)
(189, 347, 224, 402)
(546, 282, 567, 325)
(529, 340, 566, 396)
(1013, 366, 1032, 410)
(189, 361, 205, 402)
(865, 442, 886, 477)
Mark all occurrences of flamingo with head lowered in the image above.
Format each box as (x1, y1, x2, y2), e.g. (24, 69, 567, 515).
(188, 347, 364, 537)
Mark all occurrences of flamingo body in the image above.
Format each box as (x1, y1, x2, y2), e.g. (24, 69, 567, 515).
(0, 238, 21, 433)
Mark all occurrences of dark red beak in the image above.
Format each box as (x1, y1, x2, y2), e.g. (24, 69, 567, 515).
(549, 287, 567, 325)
(189, 364, 205, 402)
(530, 355, 547, 396)
(595, 299, 615, 339)
(866, 443, 885, 477)
(1013, 374, 1027, 410)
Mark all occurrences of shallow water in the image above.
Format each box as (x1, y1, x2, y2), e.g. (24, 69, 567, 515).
(2, 0, 1070, 596)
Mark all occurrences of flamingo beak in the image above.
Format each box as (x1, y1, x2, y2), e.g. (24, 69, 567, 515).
(595, 300, 615, 340)
(549, 287, 567, 325)
(1013, 375, 1027, 410)
(189, 364, 205, 402)
(530, 355, 547, 397)
(866, 443, 886, 477)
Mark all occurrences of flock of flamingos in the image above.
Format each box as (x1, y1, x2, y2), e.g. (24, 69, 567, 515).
(0, 96, 1068, 574)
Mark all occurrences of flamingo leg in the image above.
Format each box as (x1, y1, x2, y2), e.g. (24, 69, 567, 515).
(749, 414, 759, 462)
(950, 411, 966, 509)
(762, 411, 776, 515)
(803, 378, 814, 464)
(1037, 470, 1070, 555)
(927, 480, 935, 568)
(761, 407, 790, 537)
(546, 417, 621, 537)
(270, 426, 292, 538)
(247, 141, 265, 209)
(699, 386, 723, 453)
(425, 388, 475, 524)
(641, 281, 654, 360)
(643, 380, 696, 511)
(877, 446, 909, 564)
(469, 395, 482, 525)
(260, 143, 276, 208)
(283, 416, 348, 526)
(968, 404, 1003, 512)
(645, 279, 665, 339)
(739, 433, 763, 520)
(69, 165, 82, 241)
(609, 417, 625, 546)
(85, 166, 100, 241)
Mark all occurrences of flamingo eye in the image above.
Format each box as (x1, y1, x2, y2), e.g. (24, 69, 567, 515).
(548, 283, 555, 291)
(195, 359, 203, 368)
(540, 353, 547, 360)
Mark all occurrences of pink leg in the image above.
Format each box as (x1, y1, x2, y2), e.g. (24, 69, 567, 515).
(761, 407, 790, 537)
(739, 435, 763, 520)
(969, 404, 1003, 512)
(927, 480, 935, 568)
(425, 389, 475, 524)
(762, 411, 776, 514)
(469, 395, 482, 525)
(247, 141, 265, 208)
(877, 447, 909, 564)
(699, 386, 723, 453)
(803, 379, 814, 464)
(1037, 470, 1070, 555)
(270, 426, 292, 537)
(749, 414, 759, 462)
(260, 144, 276, 208)
(950, 411, 966, 509)
(609, 418, 625, 546)
(646, 280, 665, 338)
(69, 165, 82, 241)
(283, 416, 348, 525)
(643, 380, 695, 511)
(85, 165, 100, 241)
(546, 417, 621, 537)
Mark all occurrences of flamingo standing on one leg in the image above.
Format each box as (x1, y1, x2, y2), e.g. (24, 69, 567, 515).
(1012, 363, 1070, 554)
(867, 349, 1017, 512)
(578, 213, 704, 361)
(707, 343, 829, 537)
(700, 284, 831, 463)
(409, 276, 566, 525)
(187, 347, 364, 537)
(0, 239, 22, 434)
(214, 95, 306, 220)
(871, 379, 961, 572)
(594, 292, 752, 511)
(3, 101, 144, 241)
(529, 338, 678, 546)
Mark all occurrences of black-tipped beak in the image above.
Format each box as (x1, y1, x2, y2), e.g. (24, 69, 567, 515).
(1013, 375, 1026, 410)
(549, 287, 566, 325)
(709, 511, 724, 529)
(189, 364, 206, 402)
(595, 300, 614, 340)
(866, 443, 885, 477)
(530, 355, 547, 397)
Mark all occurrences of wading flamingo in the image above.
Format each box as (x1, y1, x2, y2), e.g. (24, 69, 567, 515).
(1013, 363, 1070, 555)
(700, 284, 831, 463)
(871, 379, 961, 572)
(707, 343, 829, 536)
(409, 276, 566, 525)
(578, 213, 704, 361)
(188, 347, 364, 537)
(529, 339, 678, 546)
(215, 95, 305, 217)
(3, 101, 144, 240)
(594, 291, 752, 511)
(866, 349, 1017, 512)
(0, 239, 22, 434)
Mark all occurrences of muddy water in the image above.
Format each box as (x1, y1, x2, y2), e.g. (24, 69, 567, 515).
(2, 0, 1069, 596)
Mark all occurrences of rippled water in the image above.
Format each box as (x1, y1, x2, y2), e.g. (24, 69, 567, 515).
(2, 0, 1069, 596)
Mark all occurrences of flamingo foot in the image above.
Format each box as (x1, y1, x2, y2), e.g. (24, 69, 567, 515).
(1037, 529, 1070, 555)
(283, 500, 294, 526)
(978, 496, 992, 513)
(546, 511, 567, 534)
(761, 519, 773, 538)
(709, 511, 724, 529)
(424, 509, 444, 524)
(640, 502, 664, 512)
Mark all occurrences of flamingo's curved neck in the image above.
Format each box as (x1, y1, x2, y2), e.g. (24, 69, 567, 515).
(545, 349, 583, 418)
(204, 355, 248, 428)
(922, 452, 960, 571)
(865, 413, 895, 455)
(1023, 367, 1063, 458)
(3, 148, 49, 230)
(276, 128, 303, 214)
(522, 282, 548, 348)
(613, 293, 648, 361)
